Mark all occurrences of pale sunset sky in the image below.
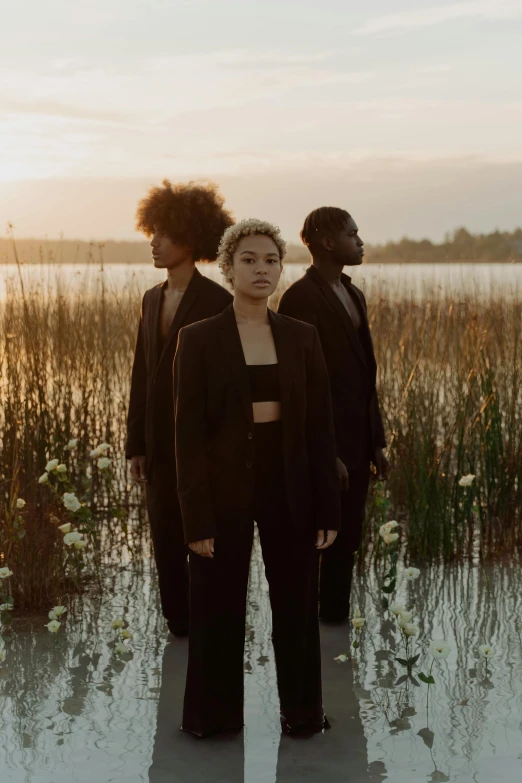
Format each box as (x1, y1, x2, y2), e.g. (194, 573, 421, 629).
(1, 0, 522, 243)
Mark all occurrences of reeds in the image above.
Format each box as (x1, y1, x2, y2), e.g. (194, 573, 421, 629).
(1, 262, 520, 610)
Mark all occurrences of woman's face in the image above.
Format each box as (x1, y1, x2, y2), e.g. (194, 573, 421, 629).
(228, 233, 282, 298)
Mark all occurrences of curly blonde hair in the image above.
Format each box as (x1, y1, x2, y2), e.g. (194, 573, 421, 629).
(217, 218, 287, 286)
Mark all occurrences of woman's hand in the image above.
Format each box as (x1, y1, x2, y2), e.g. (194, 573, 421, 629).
(189, 538, 215, 558)
(316, 530, 338, 550)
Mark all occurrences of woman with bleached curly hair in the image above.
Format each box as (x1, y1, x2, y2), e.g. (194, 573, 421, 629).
(174, 218, 340, 737)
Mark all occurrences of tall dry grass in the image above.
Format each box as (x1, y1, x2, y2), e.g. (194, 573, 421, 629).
(0, 261, 520, 610)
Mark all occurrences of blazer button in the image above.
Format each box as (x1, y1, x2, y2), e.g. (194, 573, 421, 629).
(246, 460, 252, 468)
(247, 432, 253, 440)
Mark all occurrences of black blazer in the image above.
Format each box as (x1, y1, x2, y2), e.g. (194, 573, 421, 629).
(278, 265, 386, 470)
(174, 305, 341, 544)
(126, 268, 232, 470)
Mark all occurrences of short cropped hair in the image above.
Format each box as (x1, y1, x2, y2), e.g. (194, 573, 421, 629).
(300, 206, 352, 250)
(135, 179, 234, 262)
(217, 218, 287, 287)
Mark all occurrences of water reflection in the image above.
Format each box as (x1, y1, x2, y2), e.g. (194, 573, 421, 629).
(1, 537, 521, 781)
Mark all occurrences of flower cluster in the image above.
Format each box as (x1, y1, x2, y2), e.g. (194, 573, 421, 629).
(111, 617, 134, 656)
(379, 520, 399, 545)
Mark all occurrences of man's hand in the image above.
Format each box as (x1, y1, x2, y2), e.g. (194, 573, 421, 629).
(130, 455, 148, 484)
(316, 530, 338, 550)
(189, 538, 215, 558)
(372, 448, 390, 481)
(336, 457, 349, 491)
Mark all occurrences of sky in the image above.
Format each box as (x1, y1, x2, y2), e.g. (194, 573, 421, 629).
(1, 0, 522, 243)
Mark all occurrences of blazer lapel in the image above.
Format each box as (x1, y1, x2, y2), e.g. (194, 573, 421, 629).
(157, 268, 202, 367)
(306, 266, 368, 370)
(217, 305, 254, 427)
(147, 283, 164, 371)
(268, 309, 294, 421)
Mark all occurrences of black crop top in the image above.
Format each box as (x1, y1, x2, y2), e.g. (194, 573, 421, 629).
(247, 364, 281, 403)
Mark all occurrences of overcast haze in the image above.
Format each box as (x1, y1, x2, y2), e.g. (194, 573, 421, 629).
(2, 0, 522, 243)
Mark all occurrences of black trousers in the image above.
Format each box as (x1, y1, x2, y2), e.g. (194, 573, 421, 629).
(182, 421, 323, 737)
(145, 457, 189, 632)
(319, 462, 371, 621)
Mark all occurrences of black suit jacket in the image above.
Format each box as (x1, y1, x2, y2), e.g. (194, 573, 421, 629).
(126, 268, 232, 471)
(174, 305, 341, 544)
(278, 265, 386, 470)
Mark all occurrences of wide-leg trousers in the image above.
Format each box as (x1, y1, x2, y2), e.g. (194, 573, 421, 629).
(145, 458, 189, 633)
(182, 421, 324, 737)
(319, 462, 371, 621)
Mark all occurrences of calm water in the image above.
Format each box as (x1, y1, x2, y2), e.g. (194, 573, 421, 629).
(1, 537, 521, 782)
(1, 262, 521, 301)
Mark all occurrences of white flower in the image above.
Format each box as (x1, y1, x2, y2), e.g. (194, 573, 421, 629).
(119, 628, 133, 640)
(111, 617, 125, 630)
(0, 567, 13, 579)
(73, 540, 87, 550)
(56, 464, 67, 474)
(48, 606, 67, 620)
(429, 639, 451, 660)
(66, 439, 78, 450)
(58, 523, 72, 534)
(379, 520, 399, 538)
(334, 654, 348, 663)
(458, 474, 475, 487)
(398, 611, 414, 626)
(402, 622, 419, 637)
(46, 620, 61, 633)
(383, 532, 399, 545)
(16, 498, 26, 509)
(0, 603, 13, 612)
(403, 566, 421, 581)
(97, 457, 111, 470)
(478, 644, 494, 659)
(90, 443, 109, 458)
(38, 472, 49, 484)
(0, 649, 6, 663)
(114, 643, 128, 655)
(63, 531, 83, 546)
(63, 493, 81, 513)
(390, 602, 407, 616)
(352, 617, 365, 629)
(45, 459, 59, 472)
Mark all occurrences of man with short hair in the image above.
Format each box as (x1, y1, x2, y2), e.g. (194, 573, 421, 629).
(278, 206, 389, 622)
(126, 180, 233, 636)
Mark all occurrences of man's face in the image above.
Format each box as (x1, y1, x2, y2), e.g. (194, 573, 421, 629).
(326, 216, 364, 267)
(150, 228, 193, 269)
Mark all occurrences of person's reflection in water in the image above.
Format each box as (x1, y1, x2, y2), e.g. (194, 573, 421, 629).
(275, 623, 387, 782)
(149, 639, 244, 783)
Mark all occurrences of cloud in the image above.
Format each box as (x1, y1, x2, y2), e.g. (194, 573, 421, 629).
(0, 96, 139, 126)
(353, 1, 522, 35)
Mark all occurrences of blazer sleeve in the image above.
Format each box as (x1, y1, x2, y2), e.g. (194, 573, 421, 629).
(125, 296, 147, 459)
(306, 328, 342, 531)
(174, 327, 218, 544)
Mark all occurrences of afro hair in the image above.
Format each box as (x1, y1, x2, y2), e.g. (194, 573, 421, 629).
(135, 179, 234, 262)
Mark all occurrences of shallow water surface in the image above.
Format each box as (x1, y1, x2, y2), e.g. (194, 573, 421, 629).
(1, 536, 521, 782)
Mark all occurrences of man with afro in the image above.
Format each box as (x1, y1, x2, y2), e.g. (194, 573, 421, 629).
(126, 180, 233, 636)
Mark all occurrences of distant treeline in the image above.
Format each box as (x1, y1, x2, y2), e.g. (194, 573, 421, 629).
(1, 227, 522, 264)
(368, 227, 522, 263)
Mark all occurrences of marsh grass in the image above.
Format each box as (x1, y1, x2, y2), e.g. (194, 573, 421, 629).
(1, 258, 520, 610)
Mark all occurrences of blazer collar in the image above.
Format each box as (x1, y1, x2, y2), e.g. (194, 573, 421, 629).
(305, 265, 368, 370)
(217, 305, 294, 428)
(150, 267, 204, 368)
